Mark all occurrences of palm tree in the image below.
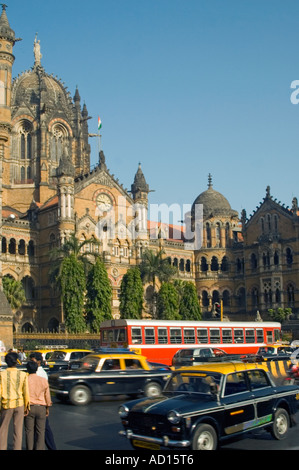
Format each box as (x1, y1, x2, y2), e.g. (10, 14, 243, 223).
(49, 232, 100, 287)
(139, 248, 177, 317)
(139, 248, 177, 290)
(2, 276, 26, 311)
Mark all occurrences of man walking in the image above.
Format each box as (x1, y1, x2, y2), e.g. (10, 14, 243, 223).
(29, 352, 57, 449)
(25, 360, 52, 450)
(0, 351, 30, 450)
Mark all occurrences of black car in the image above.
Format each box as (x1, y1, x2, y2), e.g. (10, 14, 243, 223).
(119, 362, 299, 450)
(49, 353, 171, 405)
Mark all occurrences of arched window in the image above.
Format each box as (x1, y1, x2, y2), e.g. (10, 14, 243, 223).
(215, 223, 221, 246)
(286, 248, 293, 267)
(201, 290, 209, 307)
(251, 287, 259, 307)
(51, 123, 69, 162)
(250, 253, 257, 270)
(221, 256, 229, 272)
(206, 223, 211, 248)
(287, 284, 295, 305)
(18, 239, 26, 256)
(200, 257, 208, 272)
(237, 287, 246, 308)
(1, 237, 7, 253)
(211, 256, 219, 271)
(8, 238, 16, 254)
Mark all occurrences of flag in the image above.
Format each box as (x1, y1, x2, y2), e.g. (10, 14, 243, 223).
(98, 116, 102, 131)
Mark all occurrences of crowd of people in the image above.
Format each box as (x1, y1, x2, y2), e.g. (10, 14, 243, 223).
(0, 351, 57, 450)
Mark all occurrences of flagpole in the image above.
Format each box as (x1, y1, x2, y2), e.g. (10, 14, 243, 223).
(88, 116, 102, 165)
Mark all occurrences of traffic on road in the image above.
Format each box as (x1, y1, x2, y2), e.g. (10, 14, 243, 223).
(2, 333, 299, 451)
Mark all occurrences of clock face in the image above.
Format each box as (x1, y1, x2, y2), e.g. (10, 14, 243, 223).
(96, 193, 113, 212)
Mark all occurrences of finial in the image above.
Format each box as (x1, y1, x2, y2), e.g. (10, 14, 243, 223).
(33, 33, 42, 66)
(0, 4, 7, 10)
(208, 173, 213, 188)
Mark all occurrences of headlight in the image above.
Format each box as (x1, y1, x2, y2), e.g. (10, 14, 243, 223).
(118, 405, 129, 418)
(167, 410, 181, 424)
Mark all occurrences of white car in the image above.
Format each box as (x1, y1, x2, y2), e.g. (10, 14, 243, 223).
(172, 347, 228, 367)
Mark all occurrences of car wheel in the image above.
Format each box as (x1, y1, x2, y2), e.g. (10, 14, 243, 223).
(144, 382, 162, 397)
(271, 408, 290, 440)
(192, 423, 218, 450)
(69, 385, 92, 406)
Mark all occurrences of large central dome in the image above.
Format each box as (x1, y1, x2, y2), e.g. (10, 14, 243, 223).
(192, 175, 238, 218)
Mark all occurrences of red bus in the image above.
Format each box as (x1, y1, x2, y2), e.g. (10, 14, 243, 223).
(100, 319, 281, 365)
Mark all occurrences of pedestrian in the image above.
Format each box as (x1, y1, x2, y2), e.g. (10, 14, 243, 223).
(29, 352, 57, 450)
(24, 360, 52, 450)
(0, 351, 30, 450)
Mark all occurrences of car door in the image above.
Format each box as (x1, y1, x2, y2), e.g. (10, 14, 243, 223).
(222, 371, 255, 436)
(94, 358, 124, 395)
(247, 369, 275, 426)
(122, 358, 148, 393)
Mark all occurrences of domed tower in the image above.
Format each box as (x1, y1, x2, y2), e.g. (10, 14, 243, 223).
(192, 174, 242, 318)
(2, 34, 91, 211)
(192, 174, 239, 248)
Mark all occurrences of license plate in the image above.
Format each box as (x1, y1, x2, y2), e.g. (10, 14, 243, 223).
(132, 439, 160, 450)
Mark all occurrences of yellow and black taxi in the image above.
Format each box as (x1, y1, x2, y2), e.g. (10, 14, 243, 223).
(47, 349, 93, 372)
(119, 362, 299, 450)
(49, 352, 171, 406)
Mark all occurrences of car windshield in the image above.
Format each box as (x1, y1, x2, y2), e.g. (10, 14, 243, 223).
(49, 351, 67, 361)
(164, 371, 222, 395)
(76, 356, 99, 371)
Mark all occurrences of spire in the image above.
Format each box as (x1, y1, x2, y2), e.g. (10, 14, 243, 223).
(0, 4, 15, 42)
(208, 173, 213, 189)
(131, 163, 149, 194)
(74, 86, 81, 103)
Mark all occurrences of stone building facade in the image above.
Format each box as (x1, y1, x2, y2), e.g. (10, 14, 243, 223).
(0, 7, 298, 338)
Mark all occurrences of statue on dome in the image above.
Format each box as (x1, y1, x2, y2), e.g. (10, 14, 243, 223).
(34, 33, 42, 65)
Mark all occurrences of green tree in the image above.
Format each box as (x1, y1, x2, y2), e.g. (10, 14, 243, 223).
(268, 308, 292, 323)
(139, 248, 177, 291)
(2, 276, 26, 310)
(58, 254, 86, 333)
(178, 281, 201, 320)
(119, 268, 144, 319)
(139, 248, 177, 317)
(86, 258, 112, 332)
(49, 232, 100, 286)
(156, 282, 181, 320)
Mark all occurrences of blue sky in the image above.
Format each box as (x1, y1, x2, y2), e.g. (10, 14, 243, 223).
(7, 0, 299, 221)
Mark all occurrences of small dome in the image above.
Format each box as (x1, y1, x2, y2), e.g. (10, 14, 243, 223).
(192, 174, 238, 218)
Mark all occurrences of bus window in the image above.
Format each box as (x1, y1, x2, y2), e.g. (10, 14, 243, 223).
(233, 328, 244, 343)
(222, 329, 232, 343)
(131, 327, 142, 344)
(183, 328, 195, 344)
(210, 328, 220, 344)
(114, 328, 126, 342)
(145, 328, 155, 344)
(170, 328, 182, 344)
(197, 328, 208, 344)
(274, 329, 280, 342)
(245, 329, 255, 343)
(256, 329, 263, 343)
(266, 330, 273, 343)
(158, 328, 168, 344)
